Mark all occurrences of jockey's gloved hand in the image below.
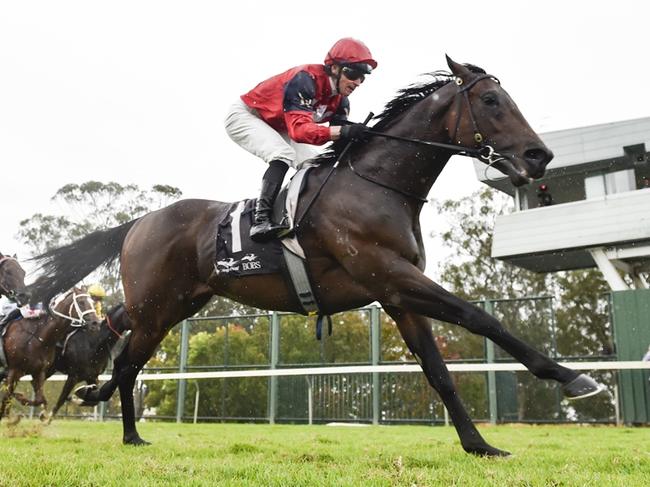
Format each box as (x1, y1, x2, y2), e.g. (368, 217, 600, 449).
(340, 123, 370, 141)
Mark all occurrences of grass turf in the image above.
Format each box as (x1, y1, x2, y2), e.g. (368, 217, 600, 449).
(0, 421, 647, 486)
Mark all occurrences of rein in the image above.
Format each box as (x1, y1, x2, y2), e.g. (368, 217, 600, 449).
(106, 315, 124, 339)
(347, 74, 509, 201)
(293, 72, 512, 228)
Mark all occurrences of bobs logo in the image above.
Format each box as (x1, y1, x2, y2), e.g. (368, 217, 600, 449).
(240, 253, 262, 272)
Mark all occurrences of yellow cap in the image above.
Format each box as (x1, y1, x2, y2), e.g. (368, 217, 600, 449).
(88, 284, 107, 298)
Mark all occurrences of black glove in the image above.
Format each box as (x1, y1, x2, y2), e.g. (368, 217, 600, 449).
(340, 123, 370, 141)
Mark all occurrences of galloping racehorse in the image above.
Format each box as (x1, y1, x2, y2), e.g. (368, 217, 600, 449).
(29, 58, 602, 455)
(45, 304, 131, 422)
(0, 253, 29, 307)
(0, 286, 100, 421)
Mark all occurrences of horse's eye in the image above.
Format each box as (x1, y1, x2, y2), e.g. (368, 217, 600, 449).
(481, 93, 498, 106)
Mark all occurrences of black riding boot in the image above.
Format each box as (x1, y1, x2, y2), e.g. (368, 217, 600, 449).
(250, 161, 290, 243)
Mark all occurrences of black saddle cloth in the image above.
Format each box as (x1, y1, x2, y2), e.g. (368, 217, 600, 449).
(215, 198, 284, 277)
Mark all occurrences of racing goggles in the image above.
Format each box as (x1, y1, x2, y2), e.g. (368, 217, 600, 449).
(341, 63, 372, 83)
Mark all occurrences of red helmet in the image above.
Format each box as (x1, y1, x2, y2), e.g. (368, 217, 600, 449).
(324, 38, 378, 73)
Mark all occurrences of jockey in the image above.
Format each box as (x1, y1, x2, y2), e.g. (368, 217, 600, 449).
(88, 283, 107, 319)
(225, 37, 378, 243)
(0, 300, 44, 326)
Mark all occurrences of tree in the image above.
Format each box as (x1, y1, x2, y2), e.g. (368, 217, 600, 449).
(19, 181, 183, 306)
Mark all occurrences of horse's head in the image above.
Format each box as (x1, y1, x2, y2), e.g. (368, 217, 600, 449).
(50, 285, 101, 331)
(0, 253, 30, 306)
(445, 56, 553, 186)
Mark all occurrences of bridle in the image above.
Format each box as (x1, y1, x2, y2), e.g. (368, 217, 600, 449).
(49, 289, 96, 327)
(106, 314, 125, 339)
(349, 73, 511, 201)
(0, 256, 21, 300)
(294, 73, 514, 228)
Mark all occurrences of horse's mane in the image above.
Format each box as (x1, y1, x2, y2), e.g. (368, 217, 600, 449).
(312, 64, 486, 165)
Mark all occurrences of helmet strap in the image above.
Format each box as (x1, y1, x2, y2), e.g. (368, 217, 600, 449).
(332, 64, 343, 94)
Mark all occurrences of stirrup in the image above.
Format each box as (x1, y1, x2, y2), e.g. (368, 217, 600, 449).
(250, 223, 288, 243)
(276, 227, 295, 239)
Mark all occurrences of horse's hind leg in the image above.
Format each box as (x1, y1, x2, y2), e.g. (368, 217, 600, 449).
(118, 365, 149, 446)
(114, 324, 170, 446)
(48, 375, 79, 424)
(384, 306, 509, 457)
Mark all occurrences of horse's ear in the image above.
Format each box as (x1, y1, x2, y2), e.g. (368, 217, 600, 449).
(12, 254, 17, 259)
(445, 54, 472, 81)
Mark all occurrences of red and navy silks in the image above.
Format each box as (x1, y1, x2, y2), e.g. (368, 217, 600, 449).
(241, 64, 349, 145)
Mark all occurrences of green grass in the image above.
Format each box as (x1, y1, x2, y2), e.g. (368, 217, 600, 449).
(0, 421, 647, 486)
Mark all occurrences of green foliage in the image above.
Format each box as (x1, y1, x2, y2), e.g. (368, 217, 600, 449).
(432, 187, 551, 300)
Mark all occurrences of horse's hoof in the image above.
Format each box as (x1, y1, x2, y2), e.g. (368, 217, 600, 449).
(563, 374, 605, 400)
(464, 443, 511, 457)
(73, 384, 98, 403)
(70, 396, 100, 407)
(123, 435, 151, 446)
(38, 410, 50, 423)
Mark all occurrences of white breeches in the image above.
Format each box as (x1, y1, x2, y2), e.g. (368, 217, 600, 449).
(224, 99, 320, 169)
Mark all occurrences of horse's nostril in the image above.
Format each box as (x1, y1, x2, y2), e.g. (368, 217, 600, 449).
(524, 148, 546, 163)
(524, 147, 553, 179)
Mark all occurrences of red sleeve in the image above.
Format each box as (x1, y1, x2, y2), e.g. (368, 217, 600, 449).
(284, 110, 332, 145)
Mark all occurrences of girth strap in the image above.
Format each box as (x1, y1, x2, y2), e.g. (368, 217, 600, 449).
(282, 247, 319, 314)
(281, 246, 333, 340)
(315, 314, 332, 341)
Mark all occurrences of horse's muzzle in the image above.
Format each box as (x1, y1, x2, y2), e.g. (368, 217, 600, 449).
(523, 146, 554, 179)
(14, 291, 30, 307)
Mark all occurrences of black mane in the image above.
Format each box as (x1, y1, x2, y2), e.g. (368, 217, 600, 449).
(313, 64, 486, 165)
(372, 70, 454, 131)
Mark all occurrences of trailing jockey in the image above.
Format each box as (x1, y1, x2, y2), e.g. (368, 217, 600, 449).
(224, 37, 377, 243)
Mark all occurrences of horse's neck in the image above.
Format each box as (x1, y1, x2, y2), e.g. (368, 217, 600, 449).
(39, 316, 74, 345)
(94, 326, 117, 350)
(352, 93, 454, 202)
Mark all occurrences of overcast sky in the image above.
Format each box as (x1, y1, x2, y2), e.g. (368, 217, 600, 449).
(1, 1, 648, 282)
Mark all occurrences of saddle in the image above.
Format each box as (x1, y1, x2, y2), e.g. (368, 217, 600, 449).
(215, 167, 330, 338)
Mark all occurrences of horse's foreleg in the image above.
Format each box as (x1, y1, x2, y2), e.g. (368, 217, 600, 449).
(75, 360, 122, 404)
(384, 306, 509, 457)
(373, 260, 600, 398)
(49, 375, 79, 423)
(0, 371, 19, 420)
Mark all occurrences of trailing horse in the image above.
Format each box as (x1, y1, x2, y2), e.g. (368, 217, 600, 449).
(0, 287, 100, 421)
(0, 253, 29, 307)
(29, 57, 603, 455)
(43, 303, 132, 423)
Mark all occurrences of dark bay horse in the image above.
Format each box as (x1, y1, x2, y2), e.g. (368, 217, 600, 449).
(0, 286, 100, 421)
(0, 253, 29, 307)
(29, 57, 602, 455)
(44, 304, 131, 422)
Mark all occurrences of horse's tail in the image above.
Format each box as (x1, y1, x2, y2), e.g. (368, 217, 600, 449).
(29, 219, 139, 305)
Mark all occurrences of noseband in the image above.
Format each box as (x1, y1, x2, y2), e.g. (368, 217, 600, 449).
(451, 74, 510, 176)
(49, 290, 96, 327)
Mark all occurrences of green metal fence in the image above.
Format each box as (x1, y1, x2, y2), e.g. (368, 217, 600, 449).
(18, 295, 621, 425)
